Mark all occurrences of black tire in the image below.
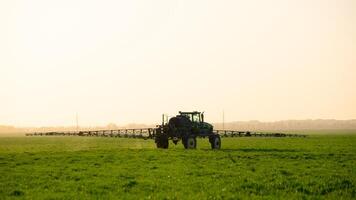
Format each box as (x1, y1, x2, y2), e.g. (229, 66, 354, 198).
(155, 135, 169, 149)
(184, 136, 196, 149)
(210, 135, 221, 149)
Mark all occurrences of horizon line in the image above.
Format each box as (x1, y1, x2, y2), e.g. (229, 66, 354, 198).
(1, 118, 356, 128)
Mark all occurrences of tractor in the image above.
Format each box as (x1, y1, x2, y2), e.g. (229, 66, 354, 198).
(154, 111, 221, 149)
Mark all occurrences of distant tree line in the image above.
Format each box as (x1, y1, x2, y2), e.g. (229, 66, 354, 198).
(213, 119, 356, 131)
(1, 119, 356, 134)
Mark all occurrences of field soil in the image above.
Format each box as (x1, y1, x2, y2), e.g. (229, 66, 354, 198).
(0, 134, 355, 199)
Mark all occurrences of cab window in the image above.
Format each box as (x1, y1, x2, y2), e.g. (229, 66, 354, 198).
(182, 114, 192, 121)
(192, 114, 200, 122)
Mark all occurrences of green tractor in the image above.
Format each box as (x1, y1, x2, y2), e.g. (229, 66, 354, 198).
(154, 111, 221, 149)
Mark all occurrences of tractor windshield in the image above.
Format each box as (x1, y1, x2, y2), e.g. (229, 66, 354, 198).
(192, 114, 200, 123)
(179, 112, 202, 123)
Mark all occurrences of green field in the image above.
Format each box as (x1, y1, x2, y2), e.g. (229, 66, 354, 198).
(0, 134, 355, 199)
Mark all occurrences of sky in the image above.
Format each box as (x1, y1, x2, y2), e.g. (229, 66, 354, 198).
(0, 0, 355, 127)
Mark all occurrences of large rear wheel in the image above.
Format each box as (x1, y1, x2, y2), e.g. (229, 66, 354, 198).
(155, 134, 169, 149)
(183, 136, 196, 149)
(210, 135, 221, 149)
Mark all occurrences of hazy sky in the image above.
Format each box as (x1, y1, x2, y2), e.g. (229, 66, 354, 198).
(1, 0, 355, 126)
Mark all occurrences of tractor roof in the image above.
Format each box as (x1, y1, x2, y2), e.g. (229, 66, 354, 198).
(179, 111, 201, 115)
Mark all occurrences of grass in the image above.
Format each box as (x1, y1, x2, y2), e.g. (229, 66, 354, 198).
(0, 133, 355, 199)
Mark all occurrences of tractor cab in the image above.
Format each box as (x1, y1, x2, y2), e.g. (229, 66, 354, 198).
(179, 111, 204, 123)
(178, 111, 212, 134)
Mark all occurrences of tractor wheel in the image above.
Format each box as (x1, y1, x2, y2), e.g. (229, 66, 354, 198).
(184, 136, 196, 149)
(210, 135, 221, 149)
(156, 135, 169, 149)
